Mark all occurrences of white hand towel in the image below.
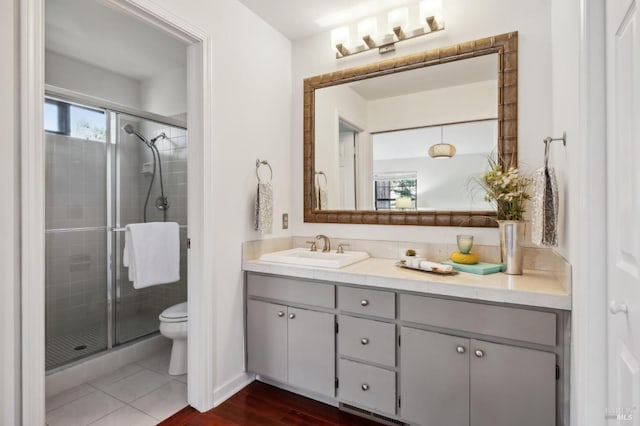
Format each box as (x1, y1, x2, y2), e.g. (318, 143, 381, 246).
(317, 186, 328, 210)
(124, 222, 180, 289)
(531, 166, 559, 247)
(255, 182, 273, 234)
(419, 260, 454, 272)
(315, 176, 328, 210)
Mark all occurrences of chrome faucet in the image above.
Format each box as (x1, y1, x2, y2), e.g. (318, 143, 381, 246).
(315, 234, 331, 253)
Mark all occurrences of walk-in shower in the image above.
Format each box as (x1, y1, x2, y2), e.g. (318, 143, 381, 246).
(44, 94, 188, 370)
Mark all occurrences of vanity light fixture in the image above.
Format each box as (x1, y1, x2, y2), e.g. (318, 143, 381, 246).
(428, 126, 456, 159)
(332, 4, 444, 59)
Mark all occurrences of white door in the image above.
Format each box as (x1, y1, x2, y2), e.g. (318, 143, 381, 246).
(606, 0, 640, 423)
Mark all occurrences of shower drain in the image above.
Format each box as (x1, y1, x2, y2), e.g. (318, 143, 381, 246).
(74, 345, 87, 351)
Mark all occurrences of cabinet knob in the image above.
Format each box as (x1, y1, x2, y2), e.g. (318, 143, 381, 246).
(361, 383, 370, 391)
(609, 300, 629, 315)
(289, 313, 296, 319)
(474, 349, 485, 358)
(277, 311, 285, 317)
(361, 337, 370, 345)
(456, 345, 466, 354)
(360, 299, 369, 306)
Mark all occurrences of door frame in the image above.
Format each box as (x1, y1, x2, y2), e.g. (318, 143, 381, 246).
(20, 0, 216, 423)
(571, 0, 608, 424)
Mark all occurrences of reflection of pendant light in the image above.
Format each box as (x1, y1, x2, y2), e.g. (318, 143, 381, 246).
(428, 126, 456, 159)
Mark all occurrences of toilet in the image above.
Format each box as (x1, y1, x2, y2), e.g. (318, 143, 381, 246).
(158, 302, 188, 375)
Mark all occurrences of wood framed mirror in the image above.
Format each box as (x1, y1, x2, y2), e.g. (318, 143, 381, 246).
(303, 32, 517, 227)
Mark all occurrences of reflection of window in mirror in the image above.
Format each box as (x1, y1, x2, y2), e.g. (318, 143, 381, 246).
(374, 172, 417, 210)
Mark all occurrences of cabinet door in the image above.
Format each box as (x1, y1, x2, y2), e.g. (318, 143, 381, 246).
(400, 327, 469, 426)
(288, 307, 335, 397)
(246, 300, 287, 382)
(470, 340, 555, 426)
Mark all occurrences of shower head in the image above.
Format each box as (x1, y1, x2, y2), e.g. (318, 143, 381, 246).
(122, 124, 149, 145)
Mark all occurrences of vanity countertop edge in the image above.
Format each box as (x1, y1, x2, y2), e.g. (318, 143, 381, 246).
(242, 257, 572, 311)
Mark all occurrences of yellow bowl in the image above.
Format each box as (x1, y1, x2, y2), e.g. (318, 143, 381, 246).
(450, 251, 479, 265)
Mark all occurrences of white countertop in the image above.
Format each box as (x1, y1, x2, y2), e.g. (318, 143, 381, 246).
(243, 257, 571, 311)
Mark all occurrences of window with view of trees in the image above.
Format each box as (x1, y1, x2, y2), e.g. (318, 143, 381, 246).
(44, 98, 107, 142)
(374, 172, 417, 210)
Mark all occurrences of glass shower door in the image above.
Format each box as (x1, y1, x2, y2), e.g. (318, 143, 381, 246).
(44, 99, 109, 369)
(113, 114, 188, 345)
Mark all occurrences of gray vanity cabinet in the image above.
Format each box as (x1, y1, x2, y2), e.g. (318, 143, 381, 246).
(246, 273, 567, 425)
(246, 274, 336, 398)
(469, 339, 556, 426)
(400, 327, 469, 426)
(287, 307, 335, 396)
(400, 326, 556, 426)
(246, 299, 288, 383)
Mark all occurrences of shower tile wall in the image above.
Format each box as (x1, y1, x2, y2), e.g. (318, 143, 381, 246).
(45, 133, 108, 368)
(116, 118, 188, 344)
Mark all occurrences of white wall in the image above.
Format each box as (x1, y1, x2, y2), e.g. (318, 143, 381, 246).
(141, 0, 292, 401)
(292, 0, 553, 246)
(140, 66, 187, 118)
(374, 154, 493, 210)
(315, 84, 367, 209)
(0, 0, 21, 424)
(45, 50, 143, 108)
(367, 80, 498, 132)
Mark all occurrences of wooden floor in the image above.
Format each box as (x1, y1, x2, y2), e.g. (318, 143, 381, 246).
(158, 381, 384, 425)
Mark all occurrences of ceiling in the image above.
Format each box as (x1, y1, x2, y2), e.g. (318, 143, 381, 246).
(349, 54, 498, 100)
(236, 0, 416, 40)
(45, 0, 187, 81)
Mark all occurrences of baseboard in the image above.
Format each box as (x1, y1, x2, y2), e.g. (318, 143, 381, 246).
(255, 376, 339, 407)
(213, 372, 255, 406)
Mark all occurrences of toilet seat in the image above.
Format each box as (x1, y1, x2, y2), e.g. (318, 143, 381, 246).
(159, 302, 187, 323)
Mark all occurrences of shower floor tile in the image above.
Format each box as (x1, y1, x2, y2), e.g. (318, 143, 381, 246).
(46, 324, 107, 370)
(46, 347, 188, 425)
(46, 312, 160, 370)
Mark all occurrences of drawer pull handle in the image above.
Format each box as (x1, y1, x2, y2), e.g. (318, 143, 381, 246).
(456, 345, 465, 354)
(361, 383, 370, 391)
(360, 299, 369, 306)
(289, 313, 296, 319)
(277, 311, 285, 317)
(474, 349, 484, 358)
(361, 338, 370, 345)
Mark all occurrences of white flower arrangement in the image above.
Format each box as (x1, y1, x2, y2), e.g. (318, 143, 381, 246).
(479, 158, 531, 221)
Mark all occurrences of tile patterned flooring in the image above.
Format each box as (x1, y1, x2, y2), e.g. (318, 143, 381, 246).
(46, 348, 187, 425)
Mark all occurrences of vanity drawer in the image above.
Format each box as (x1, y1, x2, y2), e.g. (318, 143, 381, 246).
(338, 287, 395, 319)
(399, 294, 556, 346)
(338, 315, 395, 367)
(247, 274, 334, 308)
(338, 359, 396, 415)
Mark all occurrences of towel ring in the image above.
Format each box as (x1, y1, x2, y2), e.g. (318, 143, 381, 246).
(543, 131, 567, 168)
(315, 171, 327, 187)
(256, 159, 273, 183)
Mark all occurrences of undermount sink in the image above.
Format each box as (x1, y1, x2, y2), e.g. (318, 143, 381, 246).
(259, 248, 370, 268)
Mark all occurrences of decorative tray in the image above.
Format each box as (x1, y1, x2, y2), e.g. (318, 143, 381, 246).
(395, 261, 458, 275)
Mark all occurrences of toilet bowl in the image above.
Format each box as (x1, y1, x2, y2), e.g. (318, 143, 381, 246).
(159, 302, 187, 375)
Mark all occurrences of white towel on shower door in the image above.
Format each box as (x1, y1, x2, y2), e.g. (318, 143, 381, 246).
(124, 222, 180, 288)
